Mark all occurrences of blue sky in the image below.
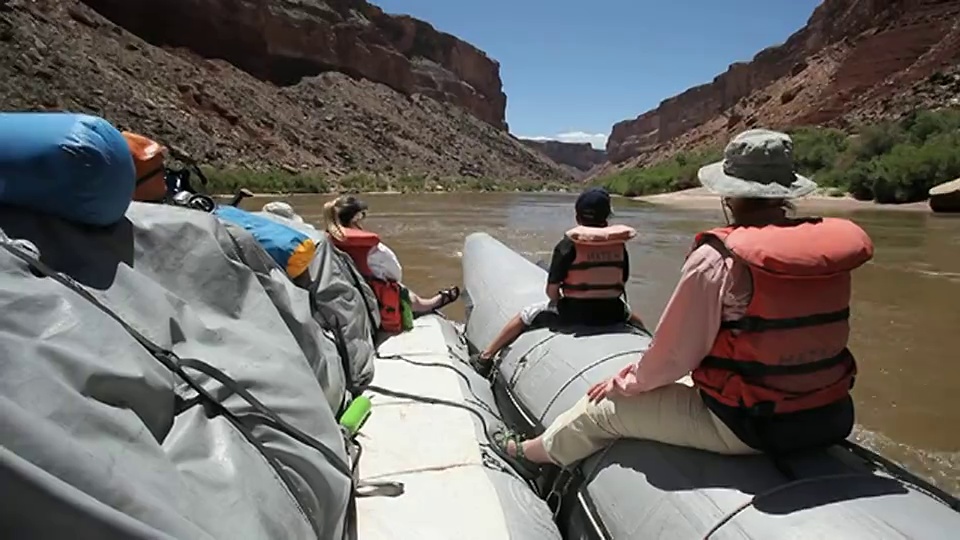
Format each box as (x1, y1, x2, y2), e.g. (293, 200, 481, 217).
(374, 0, 822, 148)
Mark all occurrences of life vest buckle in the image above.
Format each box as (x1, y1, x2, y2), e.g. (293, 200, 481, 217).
(735, 316, 762, 332)
(744, 400, 777, 418)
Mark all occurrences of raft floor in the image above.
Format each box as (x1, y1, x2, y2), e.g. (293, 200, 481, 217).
(357, 315, 513, 539)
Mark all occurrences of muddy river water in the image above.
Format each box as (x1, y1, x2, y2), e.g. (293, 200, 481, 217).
(263, 192, 959, 496)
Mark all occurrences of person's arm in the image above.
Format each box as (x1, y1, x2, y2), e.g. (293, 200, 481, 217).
(367, 242, 403, 282)
(546, 284, 561, 302)
(622, 246, 630, 283)
(545, 239, 574, 302)
(611, 244, 728, 395)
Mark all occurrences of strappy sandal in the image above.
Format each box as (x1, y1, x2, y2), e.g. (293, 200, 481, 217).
(469, 352, 494, 379)
(488, 425, 541, 479)
(434, 286, 460, 310)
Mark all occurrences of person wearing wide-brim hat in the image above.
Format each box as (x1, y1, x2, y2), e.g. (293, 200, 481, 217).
(488, 129, 876, 478)
(699, 128, 818, 197)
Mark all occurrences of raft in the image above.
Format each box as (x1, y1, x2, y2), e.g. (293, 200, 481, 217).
(462, 232, 960, 539)
(929, 177, 960, 213)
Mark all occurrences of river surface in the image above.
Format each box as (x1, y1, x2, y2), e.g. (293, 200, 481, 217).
(267, 192, 959, 496)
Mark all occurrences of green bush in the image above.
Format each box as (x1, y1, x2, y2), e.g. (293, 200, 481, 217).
(873, 132, 960, 203)
(790, 126, 848, 175)
(597, 107, 960, 204)
(202, 167, 330, 194)
(594, 147, 722, 197)
(198, 166, 559, 195)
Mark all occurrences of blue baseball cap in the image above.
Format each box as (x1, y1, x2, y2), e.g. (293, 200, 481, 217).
(575, 187, 612, 222)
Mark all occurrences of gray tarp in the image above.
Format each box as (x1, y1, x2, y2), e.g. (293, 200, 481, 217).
(0, 202, 354, 539)
(463, 232, 960, 540)
(255, 210, 379, 397)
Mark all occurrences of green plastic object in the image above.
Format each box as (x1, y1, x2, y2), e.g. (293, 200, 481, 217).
(400, 287, 414, 331)
(339, 395, 372, 435)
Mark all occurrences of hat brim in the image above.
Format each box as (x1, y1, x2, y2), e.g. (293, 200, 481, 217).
(697, 161, 818, 199)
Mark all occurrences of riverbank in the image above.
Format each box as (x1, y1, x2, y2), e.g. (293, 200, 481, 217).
(633, 187, 930, 212)
(595, 109, 960, 206)
(201, 167, 572, 195)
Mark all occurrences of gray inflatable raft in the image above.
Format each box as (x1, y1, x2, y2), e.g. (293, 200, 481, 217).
(462, 232, 960, 539)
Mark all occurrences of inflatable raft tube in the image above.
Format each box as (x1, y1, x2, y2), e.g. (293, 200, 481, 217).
(462, 232, 960, 540)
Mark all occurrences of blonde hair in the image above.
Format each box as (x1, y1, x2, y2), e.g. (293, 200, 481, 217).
(322, 195, 367, 241)
(322, 198, 346, 241)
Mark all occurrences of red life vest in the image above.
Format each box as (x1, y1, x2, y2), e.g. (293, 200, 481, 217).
(562, 224, 636, 299)
(330, 228, 402, 333)
(690, 217, 874, 415)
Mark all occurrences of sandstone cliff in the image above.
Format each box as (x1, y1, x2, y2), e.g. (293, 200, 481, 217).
(519, 139, 607, 173)
(80, 0, 508, 129)
(600, 0, 960, 175)
(0, 0, 570, 182)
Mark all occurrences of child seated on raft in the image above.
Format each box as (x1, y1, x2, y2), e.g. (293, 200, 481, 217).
(471, 187, 645, 377)
(323, 195, 461, 332)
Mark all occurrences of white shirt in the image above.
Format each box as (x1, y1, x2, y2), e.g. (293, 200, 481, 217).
(367, 241, 402, 282)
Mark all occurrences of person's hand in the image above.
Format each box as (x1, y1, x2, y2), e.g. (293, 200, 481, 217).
(587, 377, 619, 404)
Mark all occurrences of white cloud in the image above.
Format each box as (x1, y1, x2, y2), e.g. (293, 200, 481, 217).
(521, 131, 608, 150)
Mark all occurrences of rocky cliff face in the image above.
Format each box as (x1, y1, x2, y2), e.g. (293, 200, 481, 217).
(79, 0, 508, 129)
(519, 139, 607, 173)
(601, 0, 960, 173)
(0, 0, 569, 181)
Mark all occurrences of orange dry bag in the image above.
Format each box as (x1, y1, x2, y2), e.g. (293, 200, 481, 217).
(122, 131, 167, 202)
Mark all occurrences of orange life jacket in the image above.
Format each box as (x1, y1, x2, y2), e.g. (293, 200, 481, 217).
(561, 224, 636, 299)
(122, 132, 167, 202)
(331, 228, 402, 333)
(690, 217, 874, 415)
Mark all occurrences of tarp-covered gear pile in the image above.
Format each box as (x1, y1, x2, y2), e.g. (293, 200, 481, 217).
(240, 207, 382, 389)
(0, 112, 378, 539)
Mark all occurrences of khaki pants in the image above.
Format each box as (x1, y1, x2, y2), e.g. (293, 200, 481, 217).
(541, 382, 757, 467)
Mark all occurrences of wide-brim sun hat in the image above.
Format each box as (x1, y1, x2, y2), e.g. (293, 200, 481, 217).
(697, 128, 818, 199)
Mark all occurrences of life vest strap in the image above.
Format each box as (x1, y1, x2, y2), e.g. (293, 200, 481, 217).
(720, 307, 850, 332)
(561, 283, 625, 292)
(701, 348, 854, 377)
(567, 260, 624, 271)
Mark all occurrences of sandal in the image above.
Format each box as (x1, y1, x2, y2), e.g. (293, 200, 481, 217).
(414, 286, 461, 317)
(488, 425, 541, 479)
(434, 286, 460, 310)
(469, 352, 494, 379)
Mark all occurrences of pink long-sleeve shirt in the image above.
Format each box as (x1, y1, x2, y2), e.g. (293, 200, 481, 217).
(612, 240, 752, 395)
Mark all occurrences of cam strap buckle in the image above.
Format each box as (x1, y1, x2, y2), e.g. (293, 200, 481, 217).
(742, 399, 777, 418)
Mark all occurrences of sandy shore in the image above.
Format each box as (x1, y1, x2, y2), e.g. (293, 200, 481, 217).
(632, 187, 930, 212)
